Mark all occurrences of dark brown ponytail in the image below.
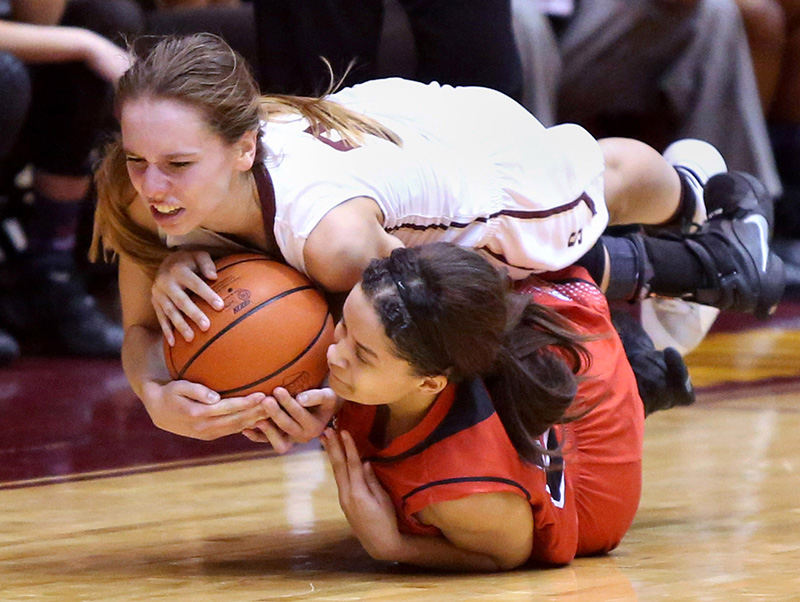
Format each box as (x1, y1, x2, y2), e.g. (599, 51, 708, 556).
(361, 243, 592, 466)
(484, 296, 592, 464)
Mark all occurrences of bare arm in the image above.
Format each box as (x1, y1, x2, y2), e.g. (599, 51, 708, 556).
(412, 493, 534, 571)
(323, 428, 534, 571)
(304, 197, 404, 292)
(0, 20, 131, 81)
(119, 256, 178, 401)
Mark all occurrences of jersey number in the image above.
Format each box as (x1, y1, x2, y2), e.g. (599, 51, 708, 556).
(568, 229, 583, 247)
(543, 427, 566, 508)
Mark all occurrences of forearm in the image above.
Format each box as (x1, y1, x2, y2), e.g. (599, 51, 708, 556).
(376, 533, 519, 572)
(0, 21, 97, 63)
(121, 324, 170, 401)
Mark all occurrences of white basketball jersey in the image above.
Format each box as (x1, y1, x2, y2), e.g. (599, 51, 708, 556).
(168, 78, 608, 280)
(267, 78, 607, 279)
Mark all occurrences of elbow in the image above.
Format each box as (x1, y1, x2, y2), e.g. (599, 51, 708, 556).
(313, 264, 364, 293)
(306, 241, 376, 293)
(494, 551, 530, 572)
(493, 531, 534, 571)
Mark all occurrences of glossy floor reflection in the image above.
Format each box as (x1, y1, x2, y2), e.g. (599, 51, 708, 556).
(0, 357, 274, 487)
(0, 299, 799, 599)
(0, 393, 798, 600)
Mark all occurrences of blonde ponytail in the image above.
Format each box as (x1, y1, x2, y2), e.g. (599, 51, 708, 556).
(259, 94, 402, 148)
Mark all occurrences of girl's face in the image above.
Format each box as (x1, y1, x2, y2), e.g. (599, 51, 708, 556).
(120, 96, 255, 236)
(326, 284, 443, 407)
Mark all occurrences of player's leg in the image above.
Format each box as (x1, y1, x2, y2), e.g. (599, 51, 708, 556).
(576, 240, 695, 416)
(600, 136, 782, 353)
(640, 139, 727, 354)
(578, 170, 784, 414)
(597, 170, 785, 317)
(601, 136, 733, 230)
(601, 137, 684, 226)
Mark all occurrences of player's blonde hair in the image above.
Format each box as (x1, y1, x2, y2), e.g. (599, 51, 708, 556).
(91, 33, 399, 275)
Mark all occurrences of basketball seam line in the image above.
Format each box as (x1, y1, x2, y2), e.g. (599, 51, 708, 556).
(166, 254, 269, 374)
(215, 311, 331, 396)
(216, 256, 268, 273)
(176, 284, 315, 379)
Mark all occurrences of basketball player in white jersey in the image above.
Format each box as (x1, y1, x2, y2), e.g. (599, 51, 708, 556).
(92, 34, 783, 441)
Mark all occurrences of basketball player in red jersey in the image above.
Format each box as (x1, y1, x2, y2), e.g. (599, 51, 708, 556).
(257, 242, 642, 570)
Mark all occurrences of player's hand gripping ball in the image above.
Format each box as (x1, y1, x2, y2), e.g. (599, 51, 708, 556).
(163, 253, 334, 397)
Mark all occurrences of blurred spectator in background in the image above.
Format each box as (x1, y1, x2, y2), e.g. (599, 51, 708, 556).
(251, 0, 522, 98)
(0, 0, 141, 365)
(511, 0, 781, 199)
(134, 0, 259, 76)
(735, 0, 800, 290)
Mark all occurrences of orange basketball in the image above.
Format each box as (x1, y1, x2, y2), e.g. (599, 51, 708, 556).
(163, 253, 334, 397)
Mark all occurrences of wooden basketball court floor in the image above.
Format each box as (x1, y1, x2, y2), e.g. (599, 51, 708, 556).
(1, 300, 799, 600)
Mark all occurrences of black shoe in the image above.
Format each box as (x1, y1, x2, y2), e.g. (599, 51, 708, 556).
(703, 171, 775, 232)
(611, 310, 695, 417)
(1, 258, 124, 357)
(683, 172, 785, 318)
(0, 327, 19, 367)
(27, 265, 125, 357)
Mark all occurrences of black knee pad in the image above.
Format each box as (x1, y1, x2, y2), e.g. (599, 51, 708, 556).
(601, 233, 653, 301)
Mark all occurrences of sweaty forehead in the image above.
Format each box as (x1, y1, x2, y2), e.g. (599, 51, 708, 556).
(120, 97, 219, 154)
(122, 97, 212, 135)
(122, 95, 205, 122)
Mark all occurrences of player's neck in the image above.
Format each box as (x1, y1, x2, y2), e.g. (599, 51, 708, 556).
(212, 172, 267, 248)
(384, 390, 437, 442)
